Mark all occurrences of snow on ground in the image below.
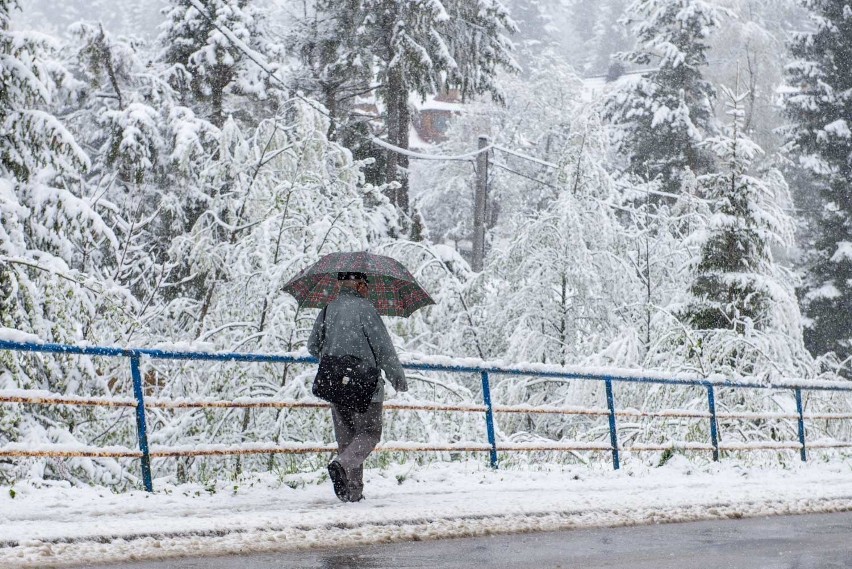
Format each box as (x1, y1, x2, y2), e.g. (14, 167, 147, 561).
(2, 457, 852, 568)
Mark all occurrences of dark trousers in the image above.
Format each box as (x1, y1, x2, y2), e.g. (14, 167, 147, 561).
(331, 401, 383, 500)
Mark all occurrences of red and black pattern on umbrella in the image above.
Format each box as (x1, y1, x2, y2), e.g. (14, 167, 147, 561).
(283, 252, 435, 317)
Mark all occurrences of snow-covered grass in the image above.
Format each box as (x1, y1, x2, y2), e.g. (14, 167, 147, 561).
(3, 455, 852, 568)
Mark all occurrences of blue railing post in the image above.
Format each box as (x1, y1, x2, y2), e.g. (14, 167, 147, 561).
(130, 353, 154, 492)
(795, 388, 807, 462)
(480, 371, 498, 469)
(604, 378, 620, 470)
(706, 384, 720, 462)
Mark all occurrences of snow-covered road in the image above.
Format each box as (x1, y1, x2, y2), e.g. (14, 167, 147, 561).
(2, 457, 852, 568)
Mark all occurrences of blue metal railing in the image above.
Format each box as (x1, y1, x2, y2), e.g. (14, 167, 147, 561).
(1, 338, 851, 492)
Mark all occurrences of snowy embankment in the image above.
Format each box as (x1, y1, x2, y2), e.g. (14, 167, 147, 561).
(2, 459, 852, 568)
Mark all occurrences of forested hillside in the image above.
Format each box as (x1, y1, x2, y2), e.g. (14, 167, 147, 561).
(2, 0, 851, 486)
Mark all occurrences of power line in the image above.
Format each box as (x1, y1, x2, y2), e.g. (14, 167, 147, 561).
(491, 162, 644, 214)
(490, 161, 689, 217)
(491, 162, 559, 190)
(373, 136, 493, 161)
(493, 145, 559, 169)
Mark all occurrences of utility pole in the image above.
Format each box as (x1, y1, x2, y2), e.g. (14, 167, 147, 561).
(472, 135, 488, 272)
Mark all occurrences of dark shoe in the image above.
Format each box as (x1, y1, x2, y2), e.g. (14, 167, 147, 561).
(348, 493, 364, 503)
(327, 461, 349, 502)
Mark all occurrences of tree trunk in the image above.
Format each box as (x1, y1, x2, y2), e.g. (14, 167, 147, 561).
(211, 84, 224, 128)
(384, 66, 409, 216)
(324, 83, 338, 141)
(397, 80, 410, 214)
(384, 66, 401, 207)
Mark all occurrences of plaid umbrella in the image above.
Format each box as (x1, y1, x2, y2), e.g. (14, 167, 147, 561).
(283, 251, 435, 317)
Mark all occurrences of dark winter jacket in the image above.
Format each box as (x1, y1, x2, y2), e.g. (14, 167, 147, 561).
(307, 287, 407, 402)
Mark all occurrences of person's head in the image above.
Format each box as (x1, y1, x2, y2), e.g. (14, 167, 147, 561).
(337, 272, 370, 298)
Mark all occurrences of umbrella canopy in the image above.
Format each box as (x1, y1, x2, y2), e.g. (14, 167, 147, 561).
(283, 251, 435, 317)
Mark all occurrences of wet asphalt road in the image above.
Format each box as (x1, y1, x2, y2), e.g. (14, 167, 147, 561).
(88, 511, 852, 569)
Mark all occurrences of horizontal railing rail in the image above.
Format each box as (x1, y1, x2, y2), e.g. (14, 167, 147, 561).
(1, 338, 851, 491)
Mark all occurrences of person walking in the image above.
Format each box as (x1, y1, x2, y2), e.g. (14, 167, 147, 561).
(307, 271, 407, 502)
(284, 252, 433, 500)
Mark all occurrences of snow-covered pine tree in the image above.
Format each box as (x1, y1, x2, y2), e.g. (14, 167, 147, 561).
(784, 0, 852, 370)
(0, 4, 87, 184)
(502, 0, 561, 69)
(604, 0, 724, 198)
(159, 0, 274, 128)
(286, 0, 373, 141)
(78, 19, 270, 350)
(685, 84, 795, 332)
(68, 22, 212, 346)
(507, 0, 628, 77)
(73, 22, 161, 182)
(564, 0, 599, 60)
(0, 1, 137, 485)
(669, 83, 807, 380)
(579, 0, 632, 76)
